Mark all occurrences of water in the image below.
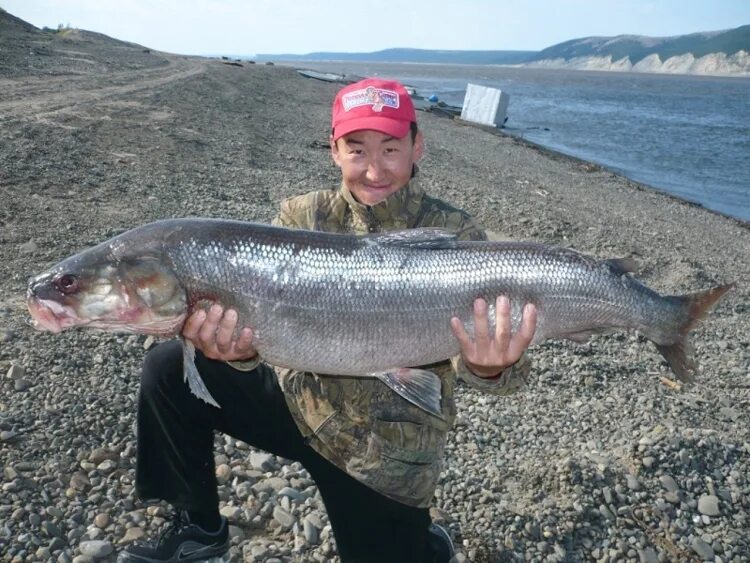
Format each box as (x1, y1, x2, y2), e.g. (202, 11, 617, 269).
(283, 61, 750, 223)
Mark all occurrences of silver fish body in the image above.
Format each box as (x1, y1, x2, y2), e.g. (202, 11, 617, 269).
(27, 218, 733, 413)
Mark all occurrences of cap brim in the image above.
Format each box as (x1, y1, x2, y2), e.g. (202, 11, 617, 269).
(333, 117, 411, 141)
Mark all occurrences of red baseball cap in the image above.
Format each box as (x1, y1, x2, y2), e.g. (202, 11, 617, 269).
(331, 78, 416, 141)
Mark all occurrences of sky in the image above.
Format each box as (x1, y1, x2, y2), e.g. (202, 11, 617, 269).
(3, 0, 749, 56)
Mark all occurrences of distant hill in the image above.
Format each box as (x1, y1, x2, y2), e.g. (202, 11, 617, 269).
(257, 48, 537, 65)
(526, 25, 750, 75)
(258, 26, 750, 76)
(0, 8, 171, 78)
(530, 25, 750, 63)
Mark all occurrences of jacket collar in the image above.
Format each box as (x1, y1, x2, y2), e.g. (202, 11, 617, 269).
(339, 175, 425, 230)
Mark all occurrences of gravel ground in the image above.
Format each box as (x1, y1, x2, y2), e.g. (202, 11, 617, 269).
(1, 12, 749, 563)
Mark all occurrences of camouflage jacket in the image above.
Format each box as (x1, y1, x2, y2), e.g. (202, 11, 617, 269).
(235, 178, 530, 507)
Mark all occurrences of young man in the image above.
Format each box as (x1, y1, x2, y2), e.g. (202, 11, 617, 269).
(120, 78, 536, 563)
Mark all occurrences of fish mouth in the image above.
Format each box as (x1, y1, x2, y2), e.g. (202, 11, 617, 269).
(27, 296, 187, 336)
(27, 297, 83, 333)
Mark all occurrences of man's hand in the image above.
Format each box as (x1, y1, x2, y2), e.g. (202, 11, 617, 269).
(450, 296, 537, 378)
(182, 304, 257, 361)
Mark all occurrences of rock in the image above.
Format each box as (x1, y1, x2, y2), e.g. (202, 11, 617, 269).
(89, 448, 119, 465)
(0, 430, 19, 442)
(70, 472, 91, 491)
(42, 520, 63, 538)
(235, 481, 253, 500)
(253, 476, 288, 494)
(20, 240, 38, 254)
(626, 474, 641, 491)
(96, 460, 117, 474)
(228, 524, 245, 541)
(249, 452, 276, 472)
(49, 536, 66, 551)
(599, 504, 616, 522)
(660, 475, 679, 492)
(143, 335, 155, 350)
(638, 547, 658, 563)
(94, 514, 110, 528)
(146, 506, 166, 517)
(305, 512, 324, 530)
(6, 364, 24, 380)
(14, 378, 31, 391)
(220, 505, 242, 520)
(698, 495, 720, 516)
(215, 463, 232, 484)
(121, 527, 145, 543)
(272, 506, 295, 530)
(303, 516, 319, 544)
(278, 486, 303, 501)
(692, 537, 715, 560)
(78, 540, 113, 558)
(46, 506, 64, 519)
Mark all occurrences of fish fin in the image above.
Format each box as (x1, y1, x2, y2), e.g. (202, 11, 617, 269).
(372, 368, 444, 419)
(657, 282, 736, 382)
(367, 229, 458, 249)
(563, 330, 598, 343)
(603, 256, 638, 275)
(181, 338, 221, 408)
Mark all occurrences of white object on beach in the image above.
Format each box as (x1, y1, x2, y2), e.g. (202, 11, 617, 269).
(460, 83, 510, 127)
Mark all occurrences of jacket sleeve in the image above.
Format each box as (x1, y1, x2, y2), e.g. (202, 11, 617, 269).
(272, 194, 319, 230)
(226, 357, 262, 372)
(272, 200, 299, 229)
(451, 354, 531, 396)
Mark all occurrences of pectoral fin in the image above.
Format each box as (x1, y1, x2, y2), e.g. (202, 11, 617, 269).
(372, 368, 444, 419)
(181, 338, 221, 408)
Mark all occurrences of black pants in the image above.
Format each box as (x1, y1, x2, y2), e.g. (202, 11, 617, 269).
(135, 340, 432, 563)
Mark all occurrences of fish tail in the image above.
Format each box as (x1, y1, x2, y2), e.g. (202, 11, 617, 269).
(656, 283, 735, 382)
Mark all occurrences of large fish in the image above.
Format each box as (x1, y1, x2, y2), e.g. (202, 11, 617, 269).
(27, 218, 733, 417)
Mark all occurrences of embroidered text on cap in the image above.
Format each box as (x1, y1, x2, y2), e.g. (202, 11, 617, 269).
(342, 87, 400, 113)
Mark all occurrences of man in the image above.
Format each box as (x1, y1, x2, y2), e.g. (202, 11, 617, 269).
(120, 78, 537, 563)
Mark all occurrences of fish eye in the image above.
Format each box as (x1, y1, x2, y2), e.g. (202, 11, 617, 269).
(55, 274, 79, 294)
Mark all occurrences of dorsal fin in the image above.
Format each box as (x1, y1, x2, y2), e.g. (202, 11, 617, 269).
(603, 256, 638, 275)
(366, 228, 458, 249)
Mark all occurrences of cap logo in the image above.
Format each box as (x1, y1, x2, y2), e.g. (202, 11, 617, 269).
(342, 87, 399, 113)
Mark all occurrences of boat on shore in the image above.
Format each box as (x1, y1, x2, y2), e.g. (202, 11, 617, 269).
(296, 68, 463, 118)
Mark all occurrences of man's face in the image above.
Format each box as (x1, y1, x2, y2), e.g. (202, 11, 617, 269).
(331, 129, 424, 206)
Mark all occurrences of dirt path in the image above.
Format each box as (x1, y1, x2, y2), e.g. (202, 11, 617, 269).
(0, 56, 207, 121)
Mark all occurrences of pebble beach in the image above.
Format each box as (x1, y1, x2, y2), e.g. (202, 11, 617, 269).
(1, 12, 749, 563)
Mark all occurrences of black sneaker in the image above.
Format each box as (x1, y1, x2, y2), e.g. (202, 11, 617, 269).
(424, 522, 455, 563)
(117, 510, 229, 562)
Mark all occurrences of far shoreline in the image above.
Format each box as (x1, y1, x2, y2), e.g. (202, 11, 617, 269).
(250, 57, 750, 79)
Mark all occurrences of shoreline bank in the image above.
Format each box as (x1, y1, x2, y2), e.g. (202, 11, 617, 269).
(469, 120, 750, 231)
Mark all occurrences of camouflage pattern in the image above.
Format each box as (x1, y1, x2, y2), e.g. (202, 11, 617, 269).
(265, 177, 529, 507)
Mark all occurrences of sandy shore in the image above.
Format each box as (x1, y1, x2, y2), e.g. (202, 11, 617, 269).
(1, 17, 749, 562)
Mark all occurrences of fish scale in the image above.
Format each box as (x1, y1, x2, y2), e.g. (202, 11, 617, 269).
(27, 218, 734, 414)
(157, 221, 683, 373)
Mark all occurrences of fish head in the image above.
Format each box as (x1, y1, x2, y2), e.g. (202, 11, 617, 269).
(27, 234, 188, 336)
